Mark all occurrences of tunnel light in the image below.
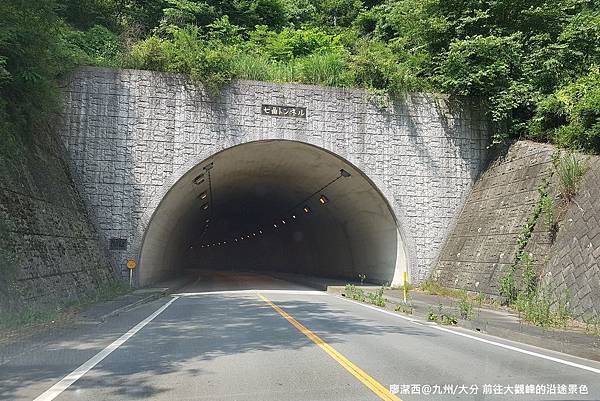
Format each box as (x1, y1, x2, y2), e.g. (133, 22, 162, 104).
(202, 203, 209, 210)
(281, 220, 286, 224)
(205, 218, 210, 223)
(246, 235, 250, 238)
(319, 195, 329, 205)
(252, 233, 256, 236)
(340, 169, 351, 178)
(292, 215, 296, 219)
(259, 230, 263, 234)
(235, 238, 238, 242)
(199, 192, 207, 200)
(273, 223, 278, 228)
(193, 174, 205, 185)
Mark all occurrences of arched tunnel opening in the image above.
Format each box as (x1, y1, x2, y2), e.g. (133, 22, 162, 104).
(138, 140, 408, 288)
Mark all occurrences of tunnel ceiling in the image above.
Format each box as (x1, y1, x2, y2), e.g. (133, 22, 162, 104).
(139, 140, 406, 286)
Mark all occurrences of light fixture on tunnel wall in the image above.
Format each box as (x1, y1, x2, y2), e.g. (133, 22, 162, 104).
(199, 192, 207, 200)
(193, 174, 205, 185)
(198, 168, 350, 249)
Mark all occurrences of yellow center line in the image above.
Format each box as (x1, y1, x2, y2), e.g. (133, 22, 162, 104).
(256, 292, 402, 401)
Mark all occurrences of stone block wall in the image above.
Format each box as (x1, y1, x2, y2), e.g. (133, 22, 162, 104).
(0, 123, 115, 309)
(432, 140, 600, 320)
(543, 157, 600, 321)
(59, 67, 490, 283)
(432, 141, 555, 294)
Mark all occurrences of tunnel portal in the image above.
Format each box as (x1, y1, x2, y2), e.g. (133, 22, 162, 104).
(139, 140, 407, 286)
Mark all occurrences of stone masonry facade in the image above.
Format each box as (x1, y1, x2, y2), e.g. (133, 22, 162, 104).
(58, 67, 489, 282)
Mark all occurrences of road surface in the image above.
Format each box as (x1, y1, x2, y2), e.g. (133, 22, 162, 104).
(1, 271, 599, 401)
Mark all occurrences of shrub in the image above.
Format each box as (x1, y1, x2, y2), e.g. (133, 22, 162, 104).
(344, 284, 366, 302)
(531, 68, 600, 153)
(127, 36, 172, 71)
(457, 295, 475, 320)
(60, 24, 122, 67)
(367, 286, 386, 307)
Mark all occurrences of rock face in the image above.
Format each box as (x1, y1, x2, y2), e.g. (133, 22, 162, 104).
(433, 141, 600, 321)
(58, 66, 490, 284)
(0, 123, 114, 309)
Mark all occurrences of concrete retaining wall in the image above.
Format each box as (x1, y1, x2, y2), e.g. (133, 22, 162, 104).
(432, 141, 600, 321)
(0, 124, 114, 309)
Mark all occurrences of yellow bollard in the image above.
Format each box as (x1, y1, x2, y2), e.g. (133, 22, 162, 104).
(403, 271, 408, 303)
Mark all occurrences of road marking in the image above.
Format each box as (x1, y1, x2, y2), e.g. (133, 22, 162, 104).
(337, 295, 600, 375)
(33, 296, 180, 401)
(257, 292, 402, 401)
(174, 289, 327, 296)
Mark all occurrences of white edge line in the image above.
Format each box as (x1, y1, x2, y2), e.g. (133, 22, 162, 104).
(334, 294, 600, 375)
(173, 289, 327, 296)
(33, 296, 180, 401)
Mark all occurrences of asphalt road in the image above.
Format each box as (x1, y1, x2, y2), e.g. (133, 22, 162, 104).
(2, 271, 600, 401)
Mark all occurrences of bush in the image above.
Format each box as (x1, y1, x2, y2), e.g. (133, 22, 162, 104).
(513, 290, 572, 328)
(366, 286, 386, 307)
(532, 68, 600, 153)
(127, 36, 172, 71)
(60, 24, 122, 67)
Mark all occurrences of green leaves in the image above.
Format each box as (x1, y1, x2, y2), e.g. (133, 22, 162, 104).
(2, 0, 600, 153)
(532, 68, 600, 152)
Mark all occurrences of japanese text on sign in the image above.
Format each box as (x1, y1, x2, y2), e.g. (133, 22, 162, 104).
(261, 104, 306, 118)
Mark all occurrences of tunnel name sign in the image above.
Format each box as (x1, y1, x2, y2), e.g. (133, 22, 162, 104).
(261, 104, 306, 118)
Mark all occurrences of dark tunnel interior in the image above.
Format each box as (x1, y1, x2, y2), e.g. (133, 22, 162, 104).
(138, 140, 407, 287)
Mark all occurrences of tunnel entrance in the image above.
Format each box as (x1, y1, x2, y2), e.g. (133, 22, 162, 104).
(138, 140, 408, 287)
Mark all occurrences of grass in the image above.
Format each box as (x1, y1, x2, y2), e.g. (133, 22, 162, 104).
(419, 280, 467, 298)
(427, 304, 458, 325)
(585, 319, 600, 336)
(343, 284, 386, 307)
(231, 51, 351, 88)
(513, 290, 572, 328)
(554, 151, 588, 201)
(394, 303, 414, 315)
(457, 296, 475, 320)
(0, 279, 131, 331)
(366, 286, 386, 307)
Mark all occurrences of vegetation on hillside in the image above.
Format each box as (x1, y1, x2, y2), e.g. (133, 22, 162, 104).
(1, 0, 600, 152)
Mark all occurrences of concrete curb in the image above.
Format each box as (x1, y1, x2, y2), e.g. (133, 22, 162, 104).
(330, 286, 600, 362)
(95, 276, 195, 322)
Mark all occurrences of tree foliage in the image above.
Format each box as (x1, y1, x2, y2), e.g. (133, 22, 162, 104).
(2, 0, 600, 152)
